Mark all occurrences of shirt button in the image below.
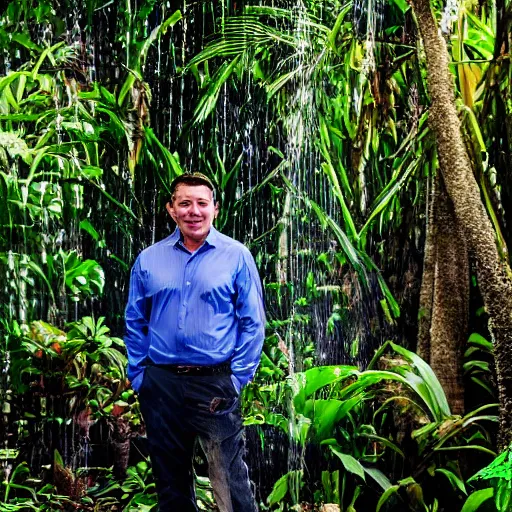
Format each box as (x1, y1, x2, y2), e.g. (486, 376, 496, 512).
(186, 281, 191, 286)
(183, 302, 187, 306)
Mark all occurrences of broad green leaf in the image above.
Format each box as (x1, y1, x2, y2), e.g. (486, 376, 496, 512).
(267, 68, 302, 98)
(330, 448, 366, 481)
(267, 471, 302, 505)
(145, 127, 183, 190)
(303, 365, 358, 397)
(321, 160, 358, 241)
(32, 41, 66, 77)
(463, 361, 490, 373)
(468, 445, 512, 482)
(468, 333, 493, 352)
(390, 0, 410, 12)
(359, 157, 420, 241)
(389, 342, 451, 419)
(11, 33, 42, 51)
(363, 466, 393, 491)
(118, 73, 137, 107)
(460, 488, 494, 512)
(304, 398, 358, 440)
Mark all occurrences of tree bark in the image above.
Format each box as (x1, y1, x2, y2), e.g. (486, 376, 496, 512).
(430, 176, 468, 415)
(418, 172, 469, 415)
(417, 173, 436, 362)
(410, 0, 512, 445)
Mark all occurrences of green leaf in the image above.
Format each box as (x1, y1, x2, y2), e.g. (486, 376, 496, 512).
(32, 41, 66, 77)
(468, 445, 512, 482)
(139, 11, 182, 68)
(330, 448, 366, 481)
(390, 0, 410, 12)
(321, 159, 358, 241)
(460, 488, 494, 512)
(303, 399, 347, 440)
(80, 219, 100, 241)
(359, 433, 404, 458)
(463, 360, 490, 373)
(435, 468, 467, 495)
(118, 72, 137, 107)
(26, 261, 55, 303)
(81, 165, 103, 179)
(303, 365, 358, 398)
(267, 471, 292, 505)
(54, 449, 64, 468)
(11, 33, 42, 51)
(192, 57, 240, 124)
(468, 333, 493, 352)
(435, 446, 497, 457)
(145, 127, 183, 191)
(388, 342, 451, 419)
(359, 157, 420, 241)
(363, 466, 393, 491)
(376, 485, 400, 512)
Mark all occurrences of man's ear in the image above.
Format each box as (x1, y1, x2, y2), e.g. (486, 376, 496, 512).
(166, 202, 176, 222)
(214, 201, 220, 219)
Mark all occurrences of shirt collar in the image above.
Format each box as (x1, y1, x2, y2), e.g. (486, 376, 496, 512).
(168, 225, 219, 249)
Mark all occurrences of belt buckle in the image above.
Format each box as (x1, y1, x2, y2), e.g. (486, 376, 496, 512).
(176, 365, 191, 374)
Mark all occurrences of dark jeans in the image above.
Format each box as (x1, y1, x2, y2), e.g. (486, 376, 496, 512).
(138, 365, 258, 512)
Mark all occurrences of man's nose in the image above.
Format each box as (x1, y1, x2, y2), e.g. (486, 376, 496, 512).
(189, 203, 200, 215)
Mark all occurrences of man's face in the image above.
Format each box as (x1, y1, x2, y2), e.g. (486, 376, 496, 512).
(166, 184, 218, 247)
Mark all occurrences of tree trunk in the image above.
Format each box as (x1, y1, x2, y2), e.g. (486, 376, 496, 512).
(417, 173, 436, 362)
(410, 0, 512, 445)
(430, 176, 468, 415)
(418, 172, 469, 414)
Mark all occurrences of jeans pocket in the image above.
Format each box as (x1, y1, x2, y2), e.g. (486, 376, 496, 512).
(208, 375, 239, 414)
(208, 395, 238, 414)
(184, 376, 239, 415)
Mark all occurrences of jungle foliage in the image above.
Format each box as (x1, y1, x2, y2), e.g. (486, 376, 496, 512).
(0, 0, 511, 510)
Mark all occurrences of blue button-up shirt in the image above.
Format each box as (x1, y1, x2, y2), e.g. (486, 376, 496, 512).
(124, 226, 265, 392)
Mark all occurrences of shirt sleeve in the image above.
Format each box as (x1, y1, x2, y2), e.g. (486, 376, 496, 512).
(124, 256, 150, 392)
(231, 248, 266, 388)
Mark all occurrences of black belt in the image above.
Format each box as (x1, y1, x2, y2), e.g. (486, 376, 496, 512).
(150, 360, 232, 376)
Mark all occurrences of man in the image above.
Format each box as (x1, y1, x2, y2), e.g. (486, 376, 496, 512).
(124, 172, 265, 512)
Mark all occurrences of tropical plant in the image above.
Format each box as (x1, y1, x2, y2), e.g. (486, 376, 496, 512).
(184, 1, 422, 324)
(260, 342, 498, 510)
(464, 332, 497, 401)
(3, 316, 142, 478)
(1, 0, 511, 510)
(461, 443, 512, 512)
(86, 459, 217, 511)
(182, 0, 512, 428)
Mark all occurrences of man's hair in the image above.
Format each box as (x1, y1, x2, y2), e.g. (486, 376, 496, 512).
(168, 172, 216, 203)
